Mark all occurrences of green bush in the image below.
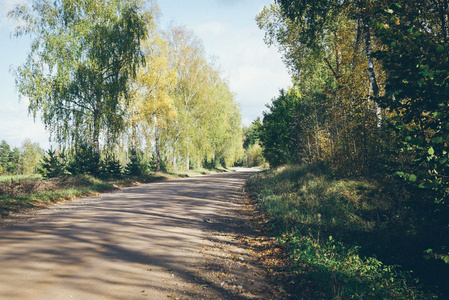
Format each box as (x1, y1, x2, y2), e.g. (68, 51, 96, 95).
(67, 144, 100, 176)
(100, 153, 122, 178)
(124, 150, 145, 176)
(38, 149, 67, 178)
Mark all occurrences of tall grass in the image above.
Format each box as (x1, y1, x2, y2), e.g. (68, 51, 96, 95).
(246, 163, 437, 299)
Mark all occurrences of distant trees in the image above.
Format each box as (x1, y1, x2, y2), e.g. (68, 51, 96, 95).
(20, 139, 45, 174)
(0, 139, 44, 175)
(127, 20, 177, 172)
(163, 26, 243, 170)
(241, 118, 266, 167)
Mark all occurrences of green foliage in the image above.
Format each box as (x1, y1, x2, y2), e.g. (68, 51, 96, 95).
(20, 139, 44, 175)
(9, 2, 243, 171)
(8, 148, 21, 175)
(274, 0, 340, 52)
(99, 153, 122, 179)
(124, 151, 146, 176)
(0, 140, 11, 175)
(259, 89, 303, 167)
(282, 234, 429, 299)
(373, 1, 449, 203)
(243, 118, 262, 150)
(162, 25, 244, 170)
(38, 149, 67, 178)
(67, 144, 99, 176)
(257, 2, 385, 176)
(0, 139, 44, 176)
(245, 143, 266, 167)
(9, 0, 151, 152)
(255, 1, 449, 296)
(246, 165, 438, 299)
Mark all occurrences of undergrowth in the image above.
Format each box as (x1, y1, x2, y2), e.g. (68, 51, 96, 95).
(246, 163, 443, 299)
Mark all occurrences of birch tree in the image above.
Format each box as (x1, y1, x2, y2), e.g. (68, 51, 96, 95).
(9, 0, 150, 154)
(164, 25, 210, 170)
(128, 23, 177, 171)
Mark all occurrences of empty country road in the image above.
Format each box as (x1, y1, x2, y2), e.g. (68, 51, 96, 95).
(0, 169, 263, 299)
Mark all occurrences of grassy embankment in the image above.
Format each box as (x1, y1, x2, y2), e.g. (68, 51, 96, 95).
(0, 168, 224, 217)
(246, 163, 448, 299)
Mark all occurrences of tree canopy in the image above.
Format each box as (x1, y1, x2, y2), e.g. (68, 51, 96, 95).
(9, 0, 151, 153)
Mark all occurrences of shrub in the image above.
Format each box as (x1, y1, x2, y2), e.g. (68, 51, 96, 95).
(125, 151, 146, 176)
(100, 152, 122, 178)
(67, 144, 99, 176)
(38, 149, 67, 178)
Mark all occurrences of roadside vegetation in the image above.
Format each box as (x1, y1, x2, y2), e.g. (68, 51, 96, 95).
(0, 162, 224, 218)
(247, 164, 447, 299)
(7, 0, 244, 177)
(246, 1, 449, 298)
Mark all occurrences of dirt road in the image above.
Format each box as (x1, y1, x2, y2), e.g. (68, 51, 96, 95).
(0, 169, 271, 299)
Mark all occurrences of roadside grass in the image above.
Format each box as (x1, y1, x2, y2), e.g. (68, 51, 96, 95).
(0, 172, 176, 217)
(246, 163, 441, 299)
(0, 174, 42, 182)
(0, 167, 232, 218)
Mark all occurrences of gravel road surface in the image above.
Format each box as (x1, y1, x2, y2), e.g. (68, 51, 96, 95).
(0, 169, 270, 299)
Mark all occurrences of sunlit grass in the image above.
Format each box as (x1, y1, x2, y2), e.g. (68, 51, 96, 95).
(0, 174, 42, 182)
(0, 173, 173, 217)
(0, 168, 225, 217)
(246, 163, 436, 299)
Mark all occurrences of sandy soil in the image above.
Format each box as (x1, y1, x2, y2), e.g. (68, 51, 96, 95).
(0, 169, 278, 299)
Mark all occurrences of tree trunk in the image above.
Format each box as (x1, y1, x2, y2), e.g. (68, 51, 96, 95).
(363, 22, 382, 126)
(186, 152, 190, 170)
(155, 130, 161, 172)
(92, 108, 101, 154)
(131, 118, 137, 160)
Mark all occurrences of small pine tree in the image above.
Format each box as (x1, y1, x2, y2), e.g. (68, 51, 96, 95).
(67, 144, 100, 176)
(125, 150, 146, 176)
(38, 149, 66, 178)
(100, 153, 123, 178)
(147, 153, 159, 172)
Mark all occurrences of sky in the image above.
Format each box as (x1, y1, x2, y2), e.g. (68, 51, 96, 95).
(0, 0, 291, 150)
